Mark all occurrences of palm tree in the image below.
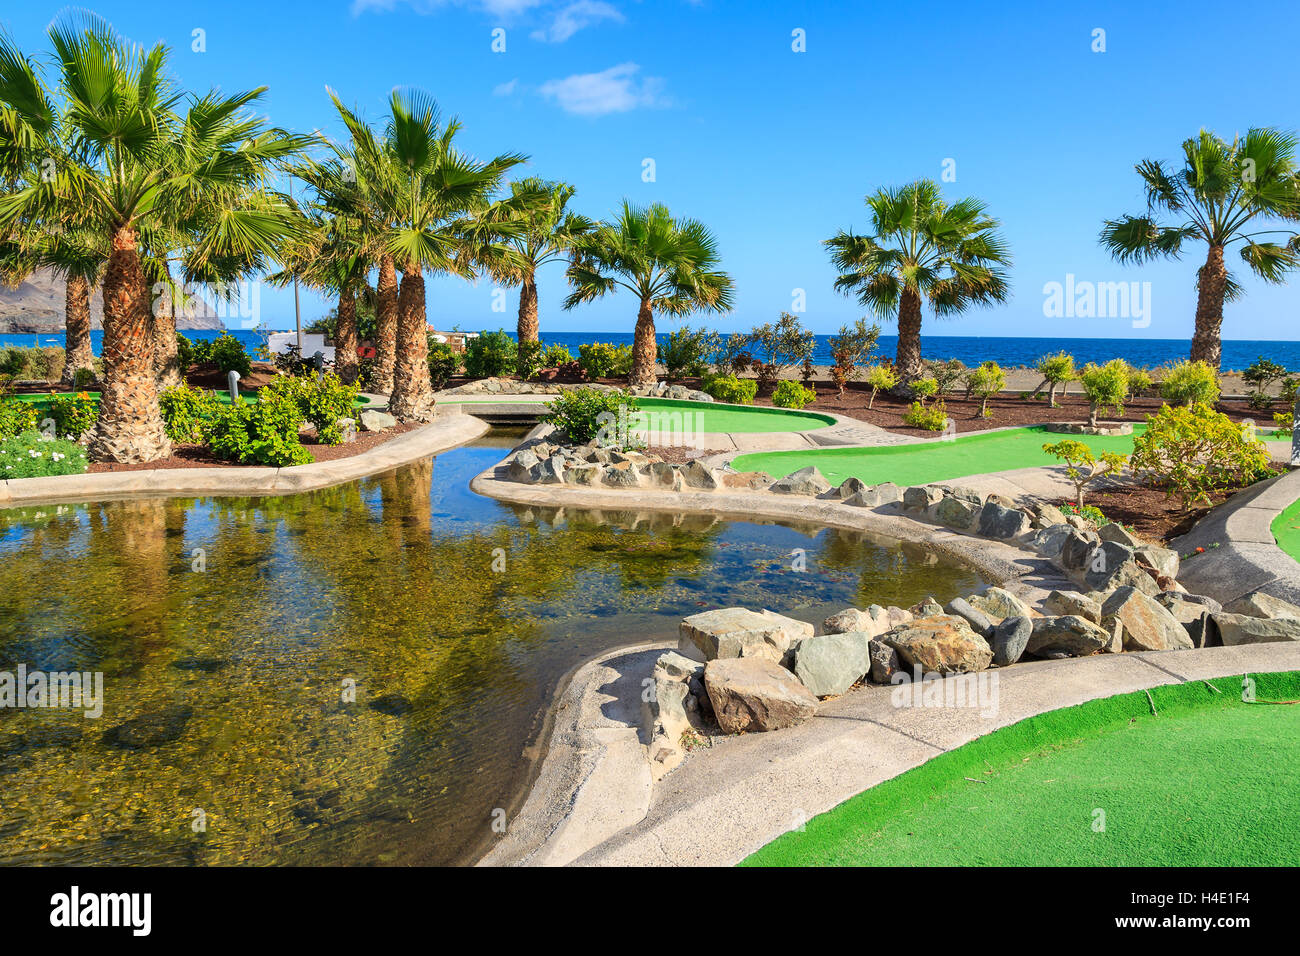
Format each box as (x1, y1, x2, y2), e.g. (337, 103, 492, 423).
(564, 201, 734, 386)
(1100, 128, 1300, 369)
(825, 179, 1011, 385)
(380, 90, 527, 421)
(0, 16, 309, 462)
(484, 177, 591, 351)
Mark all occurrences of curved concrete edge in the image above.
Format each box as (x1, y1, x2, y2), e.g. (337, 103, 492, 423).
(482, 640, 1300, 867)
(0, 412, 490, 508)
(1171, 468, 1300, 607)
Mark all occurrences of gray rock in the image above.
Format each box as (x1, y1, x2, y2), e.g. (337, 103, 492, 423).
(936, 495, 981, 530)
(1101, 587, 1193, 652)
(793, 631, 871, 698)
(977, 501, 1033, 540)
(1098, 522, 1143, 547)
(563, 462, 603, 485)
(1026, 615, 1111, 657)
(770, 466, 831, 496)
(601, 463, 642, 488)
(679, 607, 797, 662)
(967, 587, 1033, 623)
(1043, 589, 1103, 623)
(1078, 541, 1159, 595)
(902, 485, 944, 512)
(844, 483, 902, 508)
(912, 596, 944, 617)
(990, 615, 1032, 666)
(941, 485, 984, 504)
(836, 476, 869, 499)
(1210, 613, 1300, 646)
(680, 459, 721, 490)
(823, 605, 891, 638)
(1032, 502, 1068, 529)
(1030, 523, 1076, 559)
(1134, 545, 1180, 581)
(1155, 593, 1218, 647)
(359, 409, 398, 432)
(704, 658, 818, 733)
(884, 615, 993, 674)
(1223, 591, 1300, 621)
(1157, 591, 1222, 614)
(867, 639, 901, 683)
(945, 597, 993, 636)
(506, 449, 540, 482)
(653, 651, 705, 682)
(527, 456, 566, 484)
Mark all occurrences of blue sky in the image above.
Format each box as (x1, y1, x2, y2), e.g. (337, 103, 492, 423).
(3, 0, 1298, 340)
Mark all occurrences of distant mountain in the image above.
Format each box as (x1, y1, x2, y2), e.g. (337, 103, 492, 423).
(0, 267, 226, 333)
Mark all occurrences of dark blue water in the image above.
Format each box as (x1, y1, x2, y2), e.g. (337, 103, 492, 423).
(4, 329, 1297, 371)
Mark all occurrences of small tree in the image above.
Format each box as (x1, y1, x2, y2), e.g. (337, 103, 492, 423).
(966, 361, 1006, 417)
(1034, 351, 1075, 407)
(1159, 359, 1220, 407)
(1043, 439, 1128, 508)
(864, 364, 897, 409)
(827, 318, 881, 397)
(749, 312, 815, 389)
(1242, 356, 1289, 408)
(1078, 360, 1130, 427)
(926, 358, 967, 396)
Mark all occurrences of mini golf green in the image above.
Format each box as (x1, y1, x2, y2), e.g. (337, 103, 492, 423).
(630, 398, 834, 434)
(733, 424, 1145, 486)
(1273, 496, 1300, 564)
(742, 671, 1300, 867)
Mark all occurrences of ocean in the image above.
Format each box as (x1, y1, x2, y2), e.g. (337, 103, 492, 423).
(2, 329, 1297, 372)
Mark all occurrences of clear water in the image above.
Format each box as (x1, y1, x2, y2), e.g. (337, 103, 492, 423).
(0, 431, 984, 866)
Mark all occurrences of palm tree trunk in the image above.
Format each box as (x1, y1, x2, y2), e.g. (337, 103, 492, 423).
(517, 275, 539, 343)
(388, 263, 435, 422)
(1191, 244, 1227, 369)
(153, 264, 182, 392)
(629, 298, 657, 387)
(88, 224, 172, 463)
(335, 285, 359, 385)
(60, 273, 94, 387)
(373, 254, 399, 394)
(895, 286, 924, 384)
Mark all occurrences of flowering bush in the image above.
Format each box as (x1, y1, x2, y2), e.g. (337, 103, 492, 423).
(0, 398, 41, 440)
(0, 430, 88, 478)
(42, 391, 98, 440)
(159, 384, 222, 443)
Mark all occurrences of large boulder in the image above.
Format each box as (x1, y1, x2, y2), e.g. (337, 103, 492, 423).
(977, 501, 1033, 540)
(884, 615, 993, 674)
(563, 462, 603, 486)
(945, 597, 993, 637)
(643, 652, 708, 776)
(823, 605, 892, 639)
(359, 409, 398, 432)
(601, 462, 642, 487)
(903, 485, 944, 512)
(679, 607, 803, 662)
(936, 495, 980, 531)
(793, 632, 871, 698)
(967, 587, 1033, 624)
(990, 615, 1032, 666)
(704, 658, 818, 733)
(1155, 592, 1217, 647)
(680, 459, 721, 490)
(1223, 591, 1300, 621)
(836, 476, 868, 499)
(506, 449, 540, 482)
(867, 639, 902, 683)
(770, 466, 831, 496)
(1058, 529, 1101, 572)
(844, 483, 902, 508)
(1043, 590, 1102, 624)
(1031, 502, 1068, 529)
(1029, 523, 1077, 560)
(1097, 522, 1143, 547)
(1026, 615, 1111, 657)
(1072, 541, 1159, 596)
(1134, 545, 1180, 581)
(1100, 586, 1193, 652)
(1210, 613, 1300, 646)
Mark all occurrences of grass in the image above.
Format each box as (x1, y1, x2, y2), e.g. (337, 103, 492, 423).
(630, 398, 834, 434)
(742, 671, 1300, 867)
(733, 424, 1146, 486)
(1273, 496, 1300, 564)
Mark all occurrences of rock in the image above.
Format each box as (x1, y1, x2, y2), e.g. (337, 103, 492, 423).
(1223, 591, 1300, 621)
(1134, 545, 1180, 581)
(1098, 522, 1143, 547)
(368, 693, 414, 716)
(646, 461, 679, 487)
(945, 597, 993, 636)
(1210, 613, 1300, 646)
(1157, 591, 1222, 614)
(679, 607, 795, 662)
(836, 476, 868, 499)
(1101, 587, 1193, 652)
(867, 639, 901, 683)
(506, 449, 540, 482)
(1155, 593, 1218, 647)
(990, 615, 1032, 666)
(844, 483, 902, 508)
(103, 705, 194, 749)
(654, 651, 705, 682)
(823, 606, 888, 637)
(680, 459, 721, 490)
(903, 485, 944, 512)
(1058, 529, 1101, 572)
(1043, 590, 1102, 624)
(1029, 523, 1076, 560)
(644, 652, 709, 774)
(1076, 541, 1159, 595)
(884, 615, 993, 674)
(359, 409, 398, 432)
(936, 495, 981, 531)
(967, 587, 1033, 624)
(1031, 502, 1068, 529)
(941, 485, 984, 504)
(704, 658, 818, 733)
(770, 466, 831, 496)
(1065, 514, 1092, 531)
(601, 462, 642, 487)
(911, 596, 944, 617)
(1026, 615, 1111, 657)
(884, 606, 914, 628)
(793, 631, 871, 698)
(563, 462, 603, 485)
(976, 500, 1033, 540)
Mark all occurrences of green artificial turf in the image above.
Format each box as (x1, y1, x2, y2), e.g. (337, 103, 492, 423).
(742, 671, 1300, 867)
(630, 398, 834, 434)
(1273, 496, 1300, 564)
(733, 424, 1145, 486)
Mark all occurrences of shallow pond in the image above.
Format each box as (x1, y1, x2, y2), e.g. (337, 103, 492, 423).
(0, 430, 985, 865)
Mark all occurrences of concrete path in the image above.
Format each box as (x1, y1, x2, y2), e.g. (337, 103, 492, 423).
(481, 640, 1300, 867)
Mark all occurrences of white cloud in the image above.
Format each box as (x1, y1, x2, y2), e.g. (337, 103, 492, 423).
(493, 79, 519, 96)
(538, 62, 666, 116)
(530, 1, 623, 42)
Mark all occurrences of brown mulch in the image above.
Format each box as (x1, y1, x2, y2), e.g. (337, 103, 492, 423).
(86, 423, 418, 473)
(645, 445, 728, 464)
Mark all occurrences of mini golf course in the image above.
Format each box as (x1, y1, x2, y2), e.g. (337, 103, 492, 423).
(1274, 496, 1300, 565)
(733, 424, 1146, 487)
(629, 398, 834, 434)
(742, 671, 1300, 867)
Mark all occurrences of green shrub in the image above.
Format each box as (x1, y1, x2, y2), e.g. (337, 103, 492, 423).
(516, 340, 545, 380)
(541, 344, 574, 367)
(827, 319, 881, 397)
(926, 358, 967, 395)
(0, 346, 65, 383)
(714, 332, 754, 375)
(159, 384, 222, 443)
(41, 391, 98, 440)
(260, 373, 359, 446)
(909, 377, 939, 402)
(204, 393, 313, 466)
(1122, 362, 1153, 396)
(428, 343, 459, 390)
(1079, 360, 1129, 427)
(0, 398, 42, 440)
(1060, 502, 1109, 526)
(194, 333, 252, 378)
(1243, 357, 1289, 408)
(464, 330, 517, 378)
(863, 364, 897, 409)
(659, 327, 719, 380)
(701, 372, 757, 405)
(1042, 439, 1127, 508)
(1034, 351, 1075, 406)
(1130, 403, 1272, 510)
(749, 313, 815, 388)
(542, 387, 638, 445)
(176, 333, 195, 371)
(1159, 359, 1220, 407)
(771, 380, 816, 409)
(1281, 377, 1299, 406)
(577, 342, 634, 379)
(72, 367, 96, 389)
(0, 430, 88, 478)
(965, 361, 1005, 417)
(904, 398, 949, 431)
(1273, 410, 1294, 437)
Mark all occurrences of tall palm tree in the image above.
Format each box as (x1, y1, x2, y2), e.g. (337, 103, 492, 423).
(564, 201, 734, 386)
(0, 16, 309, 462)
(484, 177, 591, 350)
(825, 179, 1011, 385)
(381, 90, 527, 421)
(1100, 128, 1300, 369)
